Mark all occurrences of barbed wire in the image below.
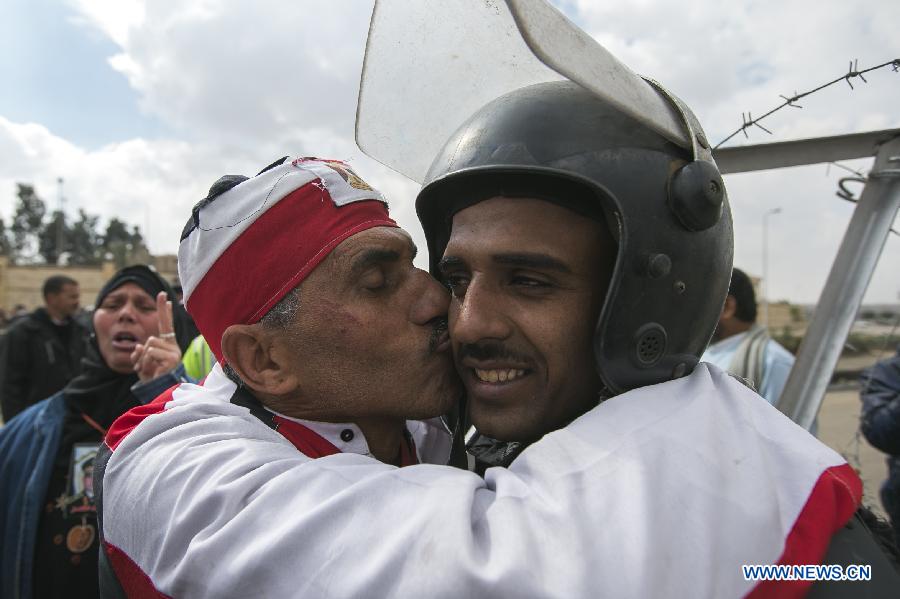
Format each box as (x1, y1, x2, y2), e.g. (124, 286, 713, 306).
(714, 58, 900, 149)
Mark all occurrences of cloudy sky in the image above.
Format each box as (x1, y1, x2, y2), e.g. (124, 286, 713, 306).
(1, 0, 898, 304)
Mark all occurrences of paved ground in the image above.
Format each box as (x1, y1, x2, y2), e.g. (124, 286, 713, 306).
(817, 387, 889, 518)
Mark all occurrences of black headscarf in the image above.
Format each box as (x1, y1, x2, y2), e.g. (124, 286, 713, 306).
(62, 265, 185, 442)
(94, 264, 174, 310)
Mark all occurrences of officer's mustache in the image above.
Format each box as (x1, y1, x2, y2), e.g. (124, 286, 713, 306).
(456, 341, 531, 365)
(427, 317, 449, 354)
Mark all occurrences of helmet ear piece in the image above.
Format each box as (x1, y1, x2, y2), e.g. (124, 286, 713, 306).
(667, 160, 725, 232)
(643, 78, 726, 233)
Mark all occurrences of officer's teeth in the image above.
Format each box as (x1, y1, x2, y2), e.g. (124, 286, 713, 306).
(474, 369, 526, 383)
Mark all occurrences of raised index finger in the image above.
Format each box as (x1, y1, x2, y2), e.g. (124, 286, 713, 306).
(157, 291, 175, 338)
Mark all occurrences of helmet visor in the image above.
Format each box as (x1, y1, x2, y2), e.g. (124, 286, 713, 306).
(356, 0, 562, 184)
(356, 0, 691, 184)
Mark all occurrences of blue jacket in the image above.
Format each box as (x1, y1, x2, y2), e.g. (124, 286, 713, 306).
(859, 348, 900, 536)
(860, 348, 900, 455)
(0, 366, 190, 599)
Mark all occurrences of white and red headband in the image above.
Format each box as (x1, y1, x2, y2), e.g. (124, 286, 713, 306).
(178, 157, 397, 361)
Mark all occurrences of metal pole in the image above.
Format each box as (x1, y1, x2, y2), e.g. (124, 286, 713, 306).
(776, 135, 900, 430)
(56, 177, 65, 265)
(762, 214, 768, 328)
(761, 207, 781, 329)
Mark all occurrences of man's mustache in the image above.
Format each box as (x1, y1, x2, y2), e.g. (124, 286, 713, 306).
(428, 317, 449, 354)
(456, 341, 530, 365)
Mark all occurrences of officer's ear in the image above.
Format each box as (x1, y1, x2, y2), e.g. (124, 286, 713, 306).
(220, 324, 299, 396)
(720, 295, 738, 321)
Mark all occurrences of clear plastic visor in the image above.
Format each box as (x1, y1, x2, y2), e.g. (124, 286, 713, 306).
(355, 0, 688, 183)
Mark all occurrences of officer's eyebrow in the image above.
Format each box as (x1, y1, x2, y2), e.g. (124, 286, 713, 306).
(438, 253, 572, 274)
(437, 255, 465, 274)
(492, 253, 572, 274)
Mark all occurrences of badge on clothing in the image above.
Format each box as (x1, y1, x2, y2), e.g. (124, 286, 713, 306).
(60, 443, 98, 513)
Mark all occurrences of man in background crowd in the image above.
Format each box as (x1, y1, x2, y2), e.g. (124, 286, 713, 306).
(1, 275, 88, 421)
(182, 334, 216, 380)
(860, 346, 900, 548)
(701, 267, 796, 405)
(10, 304, 29, 321)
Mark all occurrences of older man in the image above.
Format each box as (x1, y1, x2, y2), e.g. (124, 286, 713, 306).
(94, 158, 464, 595)
(95, 151, 875, 598)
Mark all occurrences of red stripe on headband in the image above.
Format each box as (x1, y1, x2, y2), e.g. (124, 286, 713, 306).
(187, 181, 396, 361)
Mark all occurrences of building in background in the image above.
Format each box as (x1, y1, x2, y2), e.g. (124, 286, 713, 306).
(0, 255, 178, 312)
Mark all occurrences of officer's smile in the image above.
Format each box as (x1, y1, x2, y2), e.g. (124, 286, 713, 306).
(462, 358, 537, 405)
(460, 356, 533, 388)
(473, 368, 527, 384)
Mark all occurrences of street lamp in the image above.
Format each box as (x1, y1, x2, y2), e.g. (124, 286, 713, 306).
(762, 207, 782, 329)
(56, 177, 65, 265)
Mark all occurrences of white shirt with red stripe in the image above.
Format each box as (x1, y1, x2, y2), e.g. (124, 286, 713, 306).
(97, 363, 860, 598)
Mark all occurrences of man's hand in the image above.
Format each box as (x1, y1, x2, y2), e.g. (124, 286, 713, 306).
(130, 292, 182, 382)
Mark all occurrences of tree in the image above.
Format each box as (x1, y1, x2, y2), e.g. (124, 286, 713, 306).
(7, 182, 147, 266)
(0, 218, 12, 256)
(104, 217, 133, 267)
(130, 225, 145, 250)
(128, 224, 150, 264)
(68, 209, 102, 265)
(37, 210, 69, 265)
(10, 184, 46, 263)
(103, 218, 149, 267)
(103, 217, 132, 248)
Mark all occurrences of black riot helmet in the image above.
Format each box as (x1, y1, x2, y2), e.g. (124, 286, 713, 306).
(416, 80, 733, 395)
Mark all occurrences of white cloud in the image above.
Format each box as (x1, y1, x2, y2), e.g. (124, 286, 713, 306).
(1, 116, 204, 237)
(66, 0, 144, 47)
(94, 0, 372, 146)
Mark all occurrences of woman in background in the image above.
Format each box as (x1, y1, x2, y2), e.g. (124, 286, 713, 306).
(0, 265, 193, 599)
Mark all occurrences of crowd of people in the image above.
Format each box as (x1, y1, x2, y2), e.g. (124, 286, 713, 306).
(0, 34, 898, 599)
(0, 266, 195, 597)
